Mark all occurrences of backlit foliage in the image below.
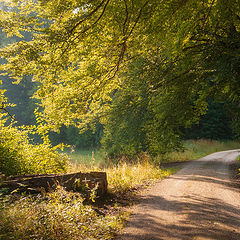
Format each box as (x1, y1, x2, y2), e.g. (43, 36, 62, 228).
(0, 0, 239, 155)
(0, 81, 69, 176)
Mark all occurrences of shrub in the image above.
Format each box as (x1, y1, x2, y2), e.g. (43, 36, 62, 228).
(0, 113, 69, 176)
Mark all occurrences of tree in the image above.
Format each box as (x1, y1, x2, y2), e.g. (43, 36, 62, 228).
(0, 81, 69, 176)
(0, 28, 37, 125)
(184, 101, 234, 140)
(0, 0, 239, 155)
(50, 124, 103, 149)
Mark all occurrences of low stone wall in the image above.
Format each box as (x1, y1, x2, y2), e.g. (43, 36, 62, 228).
(0, 172, 108, 196)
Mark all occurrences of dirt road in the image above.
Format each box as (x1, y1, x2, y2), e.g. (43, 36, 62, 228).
(117, 150, 240, 240)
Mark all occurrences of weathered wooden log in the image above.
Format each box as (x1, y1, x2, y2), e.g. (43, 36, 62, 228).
(0, 172, 108, 196)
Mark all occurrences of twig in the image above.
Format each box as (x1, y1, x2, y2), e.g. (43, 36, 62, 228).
(60, 0, 110, 57)
(0, 106, 15, 120)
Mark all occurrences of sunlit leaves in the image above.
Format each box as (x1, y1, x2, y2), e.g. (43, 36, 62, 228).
(0, 0, 240, 155)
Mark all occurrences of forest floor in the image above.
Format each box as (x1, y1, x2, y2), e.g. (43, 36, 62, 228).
(115, 150, 240, 240)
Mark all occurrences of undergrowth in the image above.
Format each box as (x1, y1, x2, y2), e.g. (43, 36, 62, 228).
(0, 188, 125, 240)
(2, 139, 237, 239)
(70, 155, 177, 194)
(0, 157, 175, 240)
(0, 113, 69, 176)
(106, 162, 177, 193)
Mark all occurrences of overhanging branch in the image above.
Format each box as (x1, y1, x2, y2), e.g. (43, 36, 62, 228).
(0, 106, 15, 120)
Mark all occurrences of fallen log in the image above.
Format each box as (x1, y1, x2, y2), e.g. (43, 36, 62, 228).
(0, 172, 108, 196)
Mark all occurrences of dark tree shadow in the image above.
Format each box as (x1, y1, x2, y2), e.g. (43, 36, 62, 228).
(116, 158, 240, 240)
(117, 195, 240, 240)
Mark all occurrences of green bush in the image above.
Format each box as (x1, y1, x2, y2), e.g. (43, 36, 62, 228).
(0, 113, 69, 176)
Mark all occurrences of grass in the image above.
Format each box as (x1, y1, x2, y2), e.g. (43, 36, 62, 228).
(0, 188, 125, 240)
(161, 139, 240, 163)
(1, 139, 239, 240)
(66, 148, 106, 166)
(66, 139, 240, 166)
(107, 163, 178, 193)
(71, 159, 178, 194)
(0, 153, 176, 240)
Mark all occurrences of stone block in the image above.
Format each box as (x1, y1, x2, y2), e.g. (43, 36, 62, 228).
(0, 171, 108, 196)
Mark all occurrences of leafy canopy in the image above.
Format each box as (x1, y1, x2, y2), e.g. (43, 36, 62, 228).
(0, 0, 240, 154)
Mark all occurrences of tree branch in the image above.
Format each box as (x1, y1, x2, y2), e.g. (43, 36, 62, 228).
(67, 0, 107, 37)
(0, 106, 15, 120)
(107, 0, 150, 80)
(72, 0, 110, 41)
(60, 0, 110, 57)
(123, 0, 129, 34)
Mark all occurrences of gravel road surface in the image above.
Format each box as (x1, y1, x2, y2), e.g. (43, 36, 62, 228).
(117, 150, 240, 240)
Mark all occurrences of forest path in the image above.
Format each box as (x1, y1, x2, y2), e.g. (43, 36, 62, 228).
(116, 150, 240, 240)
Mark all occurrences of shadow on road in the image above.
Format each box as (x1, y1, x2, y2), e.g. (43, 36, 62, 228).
(118, 194, 240, 240)
(117, 157, 240, 240)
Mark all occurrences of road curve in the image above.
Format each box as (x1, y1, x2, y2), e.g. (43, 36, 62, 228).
(116, 150, 240, 240)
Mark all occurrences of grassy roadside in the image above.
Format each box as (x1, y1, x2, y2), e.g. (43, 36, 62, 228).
(0, 189, 124, 240)
(1, 139, 239, 240)
(66, 140, 240, 166)
(162, 139, 240, 163)
(0, 160, 177, 240)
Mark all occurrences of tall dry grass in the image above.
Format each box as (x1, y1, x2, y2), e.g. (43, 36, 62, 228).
(0, 154, 176, 240)
(0, 188, 125, 240)
(70, 154, 177, 194)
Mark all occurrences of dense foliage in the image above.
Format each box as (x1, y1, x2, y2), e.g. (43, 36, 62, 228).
(0, 0, 239, 156)
(184, 101, 234, 140)
(0, 114, 69, 176)
(0, 80, 69, 176)
(50, 125, 102, 149)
